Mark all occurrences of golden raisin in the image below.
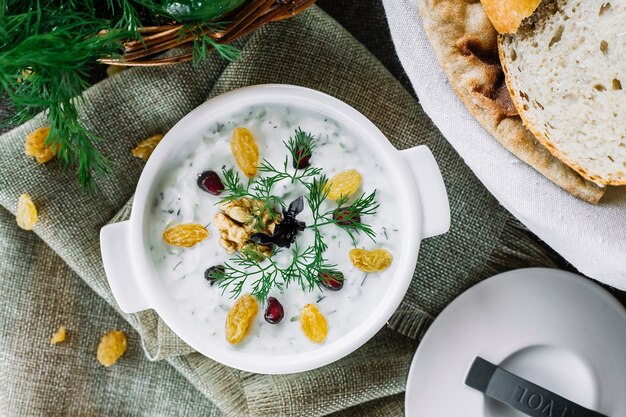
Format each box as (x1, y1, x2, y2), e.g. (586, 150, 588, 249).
(16, 193, 38, 230)
(97, 330, 127, 367)
(25, 126, 56, 164)
(349, 248, 393, 272)
(324, 169, 362, 200)
(163, 223, 208, 247)
(231, 127, 259, 178)
(225, 294, 259, 344)
(50, 326, 67, 344)
(300, 303, 328, 344)
(131, 133, 164, 161)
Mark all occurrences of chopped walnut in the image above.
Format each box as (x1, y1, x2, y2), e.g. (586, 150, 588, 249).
(214, 198, 278, 255)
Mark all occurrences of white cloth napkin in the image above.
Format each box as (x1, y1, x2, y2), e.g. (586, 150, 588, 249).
(382, 0, 626, 289)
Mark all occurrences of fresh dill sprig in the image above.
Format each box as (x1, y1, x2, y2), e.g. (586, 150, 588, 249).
(220, 167, 249, 201)
(259, 157, 321, 184)
(285, 128, 316, 166)
(1, 3, 131, 187)
(325, 191, 378, 243)
(258, 128, 322, 183)
(306, 176, 378, 244)
(180, 22, 241, 65)
(304, 175, 330, 219)
(217, 243, 335, 301)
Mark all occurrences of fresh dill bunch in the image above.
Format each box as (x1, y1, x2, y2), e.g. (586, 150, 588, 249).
(1, 0, 243, 189)
(1, 3, 133, 187)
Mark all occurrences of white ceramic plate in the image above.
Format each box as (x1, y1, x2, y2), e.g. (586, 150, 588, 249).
(405, 268, 626, 417)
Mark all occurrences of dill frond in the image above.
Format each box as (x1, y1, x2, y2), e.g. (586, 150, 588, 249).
(1, 0, 243, 188)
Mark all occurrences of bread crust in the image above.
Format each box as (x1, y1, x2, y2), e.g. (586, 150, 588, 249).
(479, 0, 542, 34)
(417, 0, 604, 203)
(498, 36, 626, 187)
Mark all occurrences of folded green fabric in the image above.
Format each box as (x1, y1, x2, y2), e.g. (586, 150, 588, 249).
(0, 6, 563, 416)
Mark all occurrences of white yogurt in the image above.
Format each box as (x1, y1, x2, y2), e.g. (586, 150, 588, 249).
(149, 105, 402, 355)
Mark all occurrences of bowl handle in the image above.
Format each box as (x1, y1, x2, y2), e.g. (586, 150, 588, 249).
(400, 145, 450, 239)
(100, 221, 150, 314)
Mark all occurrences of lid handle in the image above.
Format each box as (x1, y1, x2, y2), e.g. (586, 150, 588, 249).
(465, 357, 607, 417)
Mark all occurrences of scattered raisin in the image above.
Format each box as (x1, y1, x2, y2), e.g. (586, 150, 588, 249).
(204, 265, 225, 285)
(50, 326, 67, 344)
(16, 193, 38, 230)
(225, 294, 259, 344)
(231, 127, 259, 178)
(163, 223, 208, 247)
(332, 208, 360, 226)
(349, 248, 393, 272)
(293, 144, 311, 169)
(97, 331, 127, 367)
(131, 134, 164, 161)
(24, 127, 56, 164)
(319, 271, 344, 291)
(324, 169, 362, 200)
(300, 303, 328, 343)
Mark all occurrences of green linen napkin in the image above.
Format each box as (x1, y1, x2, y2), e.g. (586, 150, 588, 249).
(0, 6, 564, 416)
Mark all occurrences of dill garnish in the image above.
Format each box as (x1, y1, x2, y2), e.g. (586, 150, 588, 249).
(215, 128, 379, 301)
(216, 244, 336, 302)
(306, 176, 378, 244)
(325, 191, 379, 243)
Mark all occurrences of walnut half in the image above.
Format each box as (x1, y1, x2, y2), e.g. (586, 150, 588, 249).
(213, 198, 278, 255)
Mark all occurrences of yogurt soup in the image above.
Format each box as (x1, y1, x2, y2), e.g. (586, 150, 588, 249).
(149, 104, 402, 355)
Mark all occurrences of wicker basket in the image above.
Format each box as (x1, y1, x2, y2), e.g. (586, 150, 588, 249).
(99, 0, 315, 67)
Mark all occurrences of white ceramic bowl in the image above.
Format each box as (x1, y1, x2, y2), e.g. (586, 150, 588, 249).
(100, 84, 450, 374)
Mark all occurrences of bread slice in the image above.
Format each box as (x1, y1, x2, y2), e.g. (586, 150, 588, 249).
(417, 0, 604, 203)
(499, 0, 626, 185)
(480, 0, 542, 34)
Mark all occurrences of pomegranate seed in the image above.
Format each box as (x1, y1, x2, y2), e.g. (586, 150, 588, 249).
(333, 208, 360, 226)
(197, 171, 224, 195)
(204, 265, 225, 285)
(320, 271, 344, 291)
(293, 146, 311, 169)
(264, 297, 284, 324)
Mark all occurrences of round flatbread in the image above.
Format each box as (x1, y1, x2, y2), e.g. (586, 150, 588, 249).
(416, 0, 604, 203)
